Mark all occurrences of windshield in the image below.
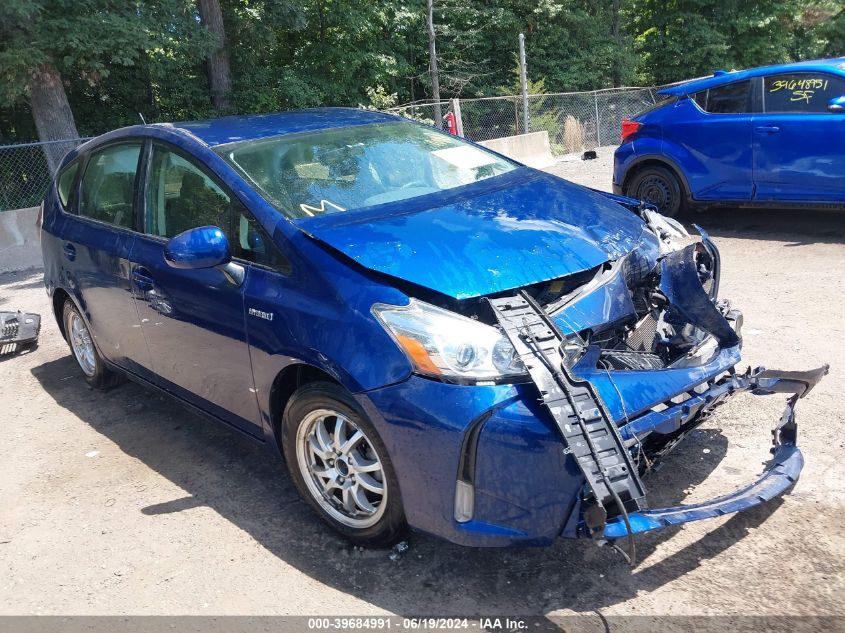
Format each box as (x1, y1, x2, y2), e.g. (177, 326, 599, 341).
(215, 121, 516, 219)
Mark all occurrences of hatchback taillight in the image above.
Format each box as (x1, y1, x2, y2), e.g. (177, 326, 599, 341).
(621, 119, 642, 142)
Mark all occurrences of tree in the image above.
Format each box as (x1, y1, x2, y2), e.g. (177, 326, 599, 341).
(631, 0, 820, 85)
(0, 1, 213, 163)
(196, 0, 233, 111)
(426, 0, 443, 126)
(2, 0, 844, 147)
(611, 0, 622, 87)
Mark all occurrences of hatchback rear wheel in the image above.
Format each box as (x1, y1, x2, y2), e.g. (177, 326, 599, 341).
(282, 382, 407, 546)
(627, 165, 685, 217)
(62, 300, 124, 390)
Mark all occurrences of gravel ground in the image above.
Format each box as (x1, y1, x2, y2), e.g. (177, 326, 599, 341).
(1, 151, 843, 618)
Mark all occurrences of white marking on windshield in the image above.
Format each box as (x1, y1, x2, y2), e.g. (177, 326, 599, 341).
(300, 199, 346, 216)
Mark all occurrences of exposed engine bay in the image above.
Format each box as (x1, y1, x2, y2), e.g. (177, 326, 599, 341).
(445, 205, 740, 377)
(484, 203, 827, 564)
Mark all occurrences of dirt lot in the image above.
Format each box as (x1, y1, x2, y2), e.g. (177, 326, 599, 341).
(1, 151, 843, 618)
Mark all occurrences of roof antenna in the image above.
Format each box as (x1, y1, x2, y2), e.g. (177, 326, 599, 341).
(138, 112, 147, 125)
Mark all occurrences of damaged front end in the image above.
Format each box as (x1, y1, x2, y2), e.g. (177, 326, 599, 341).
(487, 205, 828, 561)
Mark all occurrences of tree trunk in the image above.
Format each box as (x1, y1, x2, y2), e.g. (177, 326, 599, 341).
(611, 0, 622, 87)
(197, 0, 233, 112)
(426, 0, 443, 128)
(28, 63, 80, 174)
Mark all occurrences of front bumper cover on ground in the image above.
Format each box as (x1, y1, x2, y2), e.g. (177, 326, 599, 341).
(603, 364, 828, 539)
(0, 311, 41, 356)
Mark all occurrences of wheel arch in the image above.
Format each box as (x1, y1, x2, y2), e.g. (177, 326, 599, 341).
(622, 155, 692, 202)
(52, 287, 74, 342)
(268, 362, 342, 453)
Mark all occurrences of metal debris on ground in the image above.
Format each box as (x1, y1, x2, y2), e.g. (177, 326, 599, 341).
(389, 541, 409, 561)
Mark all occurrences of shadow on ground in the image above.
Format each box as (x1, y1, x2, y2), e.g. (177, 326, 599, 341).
(30, 355, 786, 616)
(682, 207, 845, 246)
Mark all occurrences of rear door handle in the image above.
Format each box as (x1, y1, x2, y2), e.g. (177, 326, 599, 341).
(62, 242, 76, 261)
(132, 266, 155, 291)
(755, 125, 780, 134)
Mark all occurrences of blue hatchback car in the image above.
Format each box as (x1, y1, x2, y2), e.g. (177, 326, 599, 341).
(614, 58, 845, 216)
(40, 109, 827, 554)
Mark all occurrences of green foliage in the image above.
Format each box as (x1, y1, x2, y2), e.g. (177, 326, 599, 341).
(225, 0, 420, 112)
(0, 0, 843, 141)
(633, 0, 844, 84)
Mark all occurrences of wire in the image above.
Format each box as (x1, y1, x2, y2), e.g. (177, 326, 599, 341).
(603, 365, 652, 475)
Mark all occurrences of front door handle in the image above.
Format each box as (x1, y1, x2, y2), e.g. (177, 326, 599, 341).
(754, 125, 780, 134)
(62, 242, 76, 261)
(131, 266, 155, 291)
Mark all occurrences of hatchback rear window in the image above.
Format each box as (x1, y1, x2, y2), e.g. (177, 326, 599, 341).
(632, 94, 677, 118)
(216, 122, 516, 220)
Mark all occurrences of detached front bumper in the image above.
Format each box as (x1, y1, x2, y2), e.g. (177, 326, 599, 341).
(602, 364, 828, 539)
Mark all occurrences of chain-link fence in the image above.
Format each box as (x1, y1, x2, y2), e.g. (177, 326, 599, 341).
(0, 138, 90, 212)
(390, 87, 660, 156)
(0, 87, 658, 212)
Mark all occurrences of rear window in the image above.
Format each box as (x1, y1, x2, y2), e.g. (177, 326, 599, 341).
(692, 80, 751, 114)
(632, 94, 677, 118)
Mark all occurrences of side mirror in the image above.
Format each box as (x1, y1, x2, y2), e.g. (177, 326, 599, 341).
(828, 95, 845, 113)
(164, 225, 231, 269)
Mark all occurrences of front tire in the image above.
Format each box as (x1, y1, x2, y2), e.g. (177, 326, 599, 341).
(282, 382, 407, 546)
(627, 165, 686, 218)
(62, 300, 124, 390)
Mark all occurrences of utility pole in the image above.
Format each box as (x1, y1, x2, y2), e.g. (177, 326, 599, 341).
(611, 0, 622, 87)
(426, 0, 443, 128)
(519, 33, 529, 134)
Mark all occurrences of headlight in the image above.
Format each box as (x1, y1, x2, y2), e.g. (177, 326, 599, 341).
(373, 299, 526, 381)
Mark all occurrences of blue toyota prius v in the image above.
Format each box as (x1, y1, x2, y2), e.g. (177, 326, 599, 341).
(40, 108, 827, 556)
(614, 57, 845, 216)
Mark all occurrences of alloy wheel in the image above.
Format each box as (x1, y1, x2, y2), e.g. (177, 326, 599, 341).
(68, 312, 96, 377)
(295, 409, 388, 528)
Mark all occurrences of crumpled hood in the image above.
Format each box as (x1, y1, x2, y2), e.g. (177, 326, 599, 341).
(296, 168, 645, 300)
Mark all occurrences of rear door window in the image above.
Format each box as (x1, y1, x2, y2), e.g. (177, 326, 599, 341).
(764, 73, 845, 113)
(78, 143, 142, 228)
(694, 80, 752, 114)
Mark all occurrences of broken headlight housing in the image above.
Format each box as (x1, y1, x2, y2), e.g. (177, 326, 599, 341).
(373, 299, 526, 382)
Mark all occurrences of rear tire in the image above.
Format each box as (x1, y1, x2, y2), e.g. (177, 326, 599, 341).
(627, 165, 686, 218)
(62, 300, 124, 390)
(282, 381, 408, 547)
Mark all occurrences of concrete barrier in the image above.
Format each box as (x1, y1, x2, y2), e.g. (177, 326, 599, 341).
(479, 131, 557, 169)
(0, 207, 42, 274)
